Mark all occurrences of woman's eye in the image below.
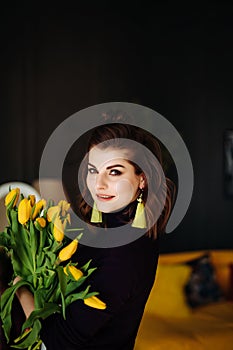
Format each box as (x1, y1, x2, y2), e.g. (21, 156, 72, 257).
(109, 169, 122, 176)
(88, 168, 97, 174)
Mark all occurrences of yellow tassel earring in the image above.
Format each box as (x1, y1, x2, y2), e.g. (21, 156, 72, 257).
(90, 202, 102, 223)
(131, 190, 147, 229)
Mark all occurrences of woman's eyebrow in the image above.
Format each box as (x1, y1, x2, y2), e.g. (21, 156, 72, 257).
(106, 164, 125, 170)
(88, 163, 125, 170)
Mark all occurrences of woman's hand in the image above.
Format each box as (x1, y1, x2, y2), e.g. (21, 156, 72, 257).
(13, 276, 22, 285)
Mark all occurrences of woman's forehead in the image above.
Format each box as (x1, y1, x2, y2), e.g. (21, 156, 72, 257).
(88, 146, 133, 168)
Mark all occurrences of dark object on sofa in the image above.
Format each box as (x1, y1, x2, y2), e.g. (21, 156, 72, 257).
(184, 254, 224, 307)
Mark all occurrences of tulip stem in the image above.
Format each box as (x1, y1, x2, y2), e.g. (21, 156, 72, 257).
(33, 257, 37, 289)
(39, 231, 43, 252)
(66, 228, 83, 231)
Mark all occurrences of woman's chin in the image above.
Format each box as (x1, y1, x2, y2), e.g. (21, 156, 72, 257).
(98, 205, 129, 214)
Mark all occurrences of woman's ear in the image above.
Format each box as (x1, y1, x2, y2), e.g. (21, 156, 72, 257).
(139, 174, 146, 189)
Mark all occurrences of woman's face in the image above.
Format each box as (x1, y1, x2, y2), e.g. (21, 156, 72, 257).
(86, 146, 144, 213)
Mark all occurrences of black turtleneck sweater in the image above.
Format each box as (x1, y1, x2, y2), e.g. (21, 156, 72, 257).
(41, 229, 159, 350)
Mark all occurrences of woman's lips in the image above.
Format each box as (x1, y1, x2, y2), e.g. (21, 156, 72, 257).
(96, 194, 115, 201)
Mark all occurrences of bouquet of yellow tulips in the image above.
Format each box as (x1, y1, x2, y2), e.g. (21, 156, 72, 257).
(0, 188, 106, 350)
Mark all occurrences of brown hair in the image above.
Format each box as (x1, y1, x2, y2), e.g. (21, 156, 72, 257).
(75, 120, 176, 239)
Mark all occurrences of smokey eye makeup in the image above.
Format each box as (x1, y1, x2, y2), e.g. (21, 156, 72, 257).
(88, 162, 125, 176)
(88, 167, 98, 174)
(87, 167, 122, 176)
(109, 169, 122, 176)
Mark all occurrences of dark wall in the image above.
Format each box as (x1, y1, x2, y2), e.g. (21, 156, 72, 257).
(0, 3, 233, 252)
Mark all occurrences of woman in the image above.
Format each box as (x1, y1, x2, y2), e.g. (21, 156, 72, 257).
(10, 115, 176, 349)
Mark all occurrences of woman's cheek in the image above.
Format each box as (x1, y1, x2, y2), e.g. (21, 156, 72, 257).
(115, 180, 137, 204)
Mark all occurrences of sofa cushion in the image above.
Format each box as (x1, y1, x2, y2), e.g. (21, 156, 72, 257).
(135, 301, 233, 350)
(229, 263, 233, 301)
(136, 250, 233, 350)
(145, 263, 192, 318)
(214, 264, 231, 297)
(210, 250, 233, 299)
(210, 250, 233, 266)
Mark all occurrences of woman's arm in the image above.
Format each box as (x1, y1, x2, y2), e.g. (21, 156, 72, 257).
(13, 276, 35, 319)
(13, 237, 158, 350)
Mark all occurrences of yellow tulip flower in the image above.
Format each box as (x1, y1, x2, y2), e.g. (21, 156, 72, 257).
(35, 217, 46, 229)
(32, 199, 46, 220)
(58, 200, 70, 216)
(28, 195, 36, 207)
(5, 188, 20, 207)
(18, 198, 32, 225)
(58, 238, 78, 262)
(53, 216, 64, 242)
(84, 296, 106, 310)
(63, 213, 71, 230)
(64, 265, 83, 281)
(47, 206, 61, 222)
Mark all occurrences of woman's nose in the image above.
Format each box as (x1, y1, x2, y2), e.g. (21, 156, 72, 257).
(95, 173, 108, 190)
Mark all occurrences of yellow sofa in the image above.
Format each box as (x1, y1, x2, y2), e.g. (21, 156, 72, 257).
(135, 250, 233, 350)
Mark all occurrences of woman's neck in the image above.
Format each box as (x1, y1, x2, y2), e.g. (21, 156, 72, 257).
(103, 201, 137, 228)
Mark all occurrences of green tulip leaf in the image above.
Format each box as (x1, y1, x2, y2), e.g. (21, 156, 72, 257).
(80, 259, 92, 272)
(57, 266, 67, 319)
(0, 280, 31, 342)
(22, 303, 61, 330)
(29, 220, 38, 256)
(10, 209, 19, 235)
(65, 285, 96, 307)
(65, 267, 96, 296)
(12, 319, 41, 349)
